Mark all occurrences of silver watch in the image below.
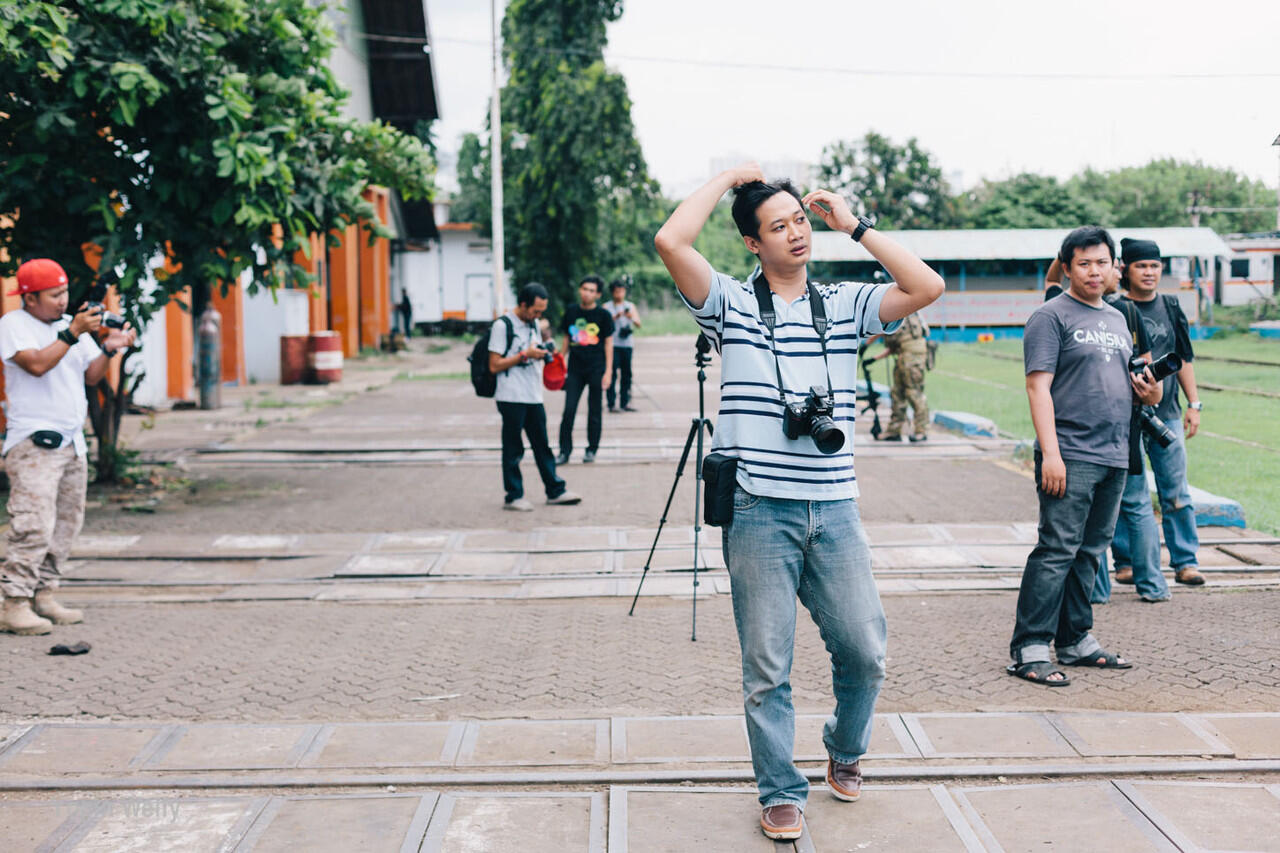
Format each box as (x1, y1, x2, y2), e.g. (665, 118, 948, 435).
(1188, 401, 1203, 411)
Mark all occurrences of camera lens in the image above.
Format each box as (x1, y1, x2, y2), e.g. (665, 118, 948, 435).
(1147, 353, 1182, 383)
(808, 416, 845, 454)
(1138, 407, 1176, 448)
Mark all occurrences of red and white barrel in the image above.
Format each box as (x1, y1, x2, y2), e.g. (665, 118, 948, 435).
(307, 331, 343, 384)
(279, 335, 309, 385)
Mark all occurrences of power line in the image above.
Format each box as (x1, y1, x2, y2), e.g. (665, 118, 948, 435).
(432, 35, 1280, 81)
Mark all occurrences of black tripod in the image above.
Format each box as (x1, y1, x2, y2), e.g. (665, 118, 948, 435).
(628, 333, 714, 640)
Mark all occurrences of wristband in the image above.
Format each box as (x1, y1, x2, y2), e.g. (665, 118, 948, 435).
(57, 328, 77, 346)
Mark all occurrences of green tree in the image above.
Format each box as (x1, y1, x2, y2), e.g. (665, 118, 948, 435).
(960, 173, 1111, 229)
(450, 131, 490, 226)
(1070, 159, 1274, 233)
(0, 0, 435, 479)
(496, 0, 656, 307)
(815, 132, 958, 229)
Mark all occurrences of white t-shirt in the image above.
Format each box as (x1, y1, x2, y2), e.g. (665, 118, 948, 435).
(0, 309, 100, 456)
(609, 300, 637, 348)
(488, 312, 544, 404)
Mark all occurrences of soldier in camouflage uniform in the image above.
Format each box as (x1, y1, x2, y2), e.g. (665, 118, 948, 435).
(867, 312, 930, 442)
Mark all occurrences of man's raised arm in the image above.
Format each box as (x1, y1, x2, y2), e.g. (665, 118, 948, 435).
(654, 163, 764, 309)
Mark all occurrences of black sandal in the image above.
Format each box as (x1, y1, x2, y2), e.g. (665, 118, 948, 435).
(1059, 650, 1132, 669)
(1005, 661, 1071, 686)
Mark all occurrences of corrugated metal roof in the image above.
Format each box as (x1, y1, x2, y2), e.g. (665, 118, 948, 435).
(811, 227, 1232, 262)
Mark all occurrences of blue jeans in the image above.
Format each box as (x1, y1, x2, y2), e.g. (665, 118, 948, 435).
(722, 488, 886, 809)
(1110, 472, 1169, 600)
(1011, 456, 1125, 664)
(1144, 417, 1200, 570)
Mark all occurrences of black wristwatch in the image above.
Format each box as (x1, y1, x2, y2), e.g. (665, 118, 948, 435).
(850, 215, 874, 243)
(57, 328, 77, 346)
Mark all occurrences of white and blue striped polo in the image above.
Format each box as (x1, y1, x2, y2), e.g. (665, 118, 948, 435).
(682, 262, 900, 501)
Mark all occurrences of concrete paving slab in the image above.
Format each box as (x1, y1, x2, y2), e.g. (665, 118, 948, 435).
(315, 583, 427, 601)
(612, 716, 749, 764)
(937, 524, 1026, 544)
(456, 719, 609, 766)
(1048, 712, 1233, 757)
(0, 725, 167, 774)
(422, 792, 604, 853)
(617, 548, 700, 571)
(211, 584, 327, 601)
(65, 797, 263, 853)
(519, 578, 622, 599)
(460, 531, 533, 551)
(969, 545, 1033, 567)
(1192, 713, 1280, 758)
(337, 554, 439, 576)
(863, 523, 949, 545)
(0, 801, 92, 852)
(803, 784, 983, 852)
(622, 527, 695, 548)
(238, 794, 435, 853)
(1117, 781, 1280, 853)
(536, 527, 619, 550)
(872, 546, 972, 569)
(147, 724, 319, 770)
(953, 782, 1177, 852)
(416, 580, 522, 599)
(299, 722, 464, 768)
(212, 535, 300, 551)
(903, 713, 1076, 758)
(64, 560, 189, 582)
(629, 576, 708, 597)
(72, 534, 142, 552)
(525, 552, 612, 575)
(796, 714, 921, 760)
(434, 552, 523, 576)
(373, 532, 453, 552)
(0, 724, 27, 754)
(608, 788, 781, 853)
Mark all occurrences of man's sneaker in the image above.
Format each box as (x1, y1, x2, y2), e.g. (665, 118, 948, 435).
(621, 405, 637, 412)
(33, 589, 83, 625)
(876, 434, 902, 442)
(1114, 566, 1135, 584)
(909, 433, 928, 443)
(827, 758, 862, 802)
(546, 490, 582, 506)
(1, 597, 53, 635)
(554, 452, 570, 465)
(1176, 566, 1205, 586)
(608, 405, 618, 413)
(760, 803, 803, 840)
(583, 449, 597, 463)
(503, 498, 535, 512)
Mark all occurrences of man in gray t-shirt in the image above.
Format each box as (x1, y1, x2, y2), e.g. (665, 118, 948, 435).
(606, 278, 641, 412)
(1007, 227, 1161, 688)
(488, 283, 581, 512)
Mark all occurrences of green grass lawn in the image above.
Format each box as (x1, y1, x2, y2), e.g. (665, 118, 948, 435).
(927, 333, 1280, 534)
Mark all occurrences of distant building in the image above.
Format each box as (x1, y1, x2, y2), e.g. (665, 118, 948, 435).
(810, 227, 1230, 340)
(1220, 231, 1280, 306)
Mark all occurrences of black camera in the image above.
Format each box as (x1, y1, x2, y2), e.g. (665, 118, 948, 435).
(619, 324, 633, 339)
(783, 385, 845, 454)
(1128, 353, 1182, 448)
(85, 301, 126, 329)
(540, 338, 557, 363)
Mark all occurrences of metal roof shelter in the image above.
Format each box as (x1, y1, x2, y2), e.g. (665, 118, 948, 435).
(811, 227, 1232, 263)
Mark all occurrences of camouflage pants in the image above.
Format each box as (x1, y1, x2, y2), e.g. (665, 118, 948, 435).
(886, 353, 929, 438)
(0, 440, 87, 598)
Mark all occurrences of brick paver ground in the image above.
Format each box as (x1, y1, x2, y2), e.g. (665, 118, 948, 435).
(3, 588, 1274, 721)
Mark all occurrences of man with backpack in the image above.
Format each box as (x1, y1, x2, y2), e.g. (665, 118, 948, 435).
(471, 283, 581, 511)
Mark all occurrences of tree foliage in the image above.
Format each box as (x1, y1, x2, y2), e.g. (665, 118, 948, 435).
(960, 173, 1110, 229)
(0, 0, 436, 324)
(1069, 159, 1274, 233)
(815, 132, 959, 230)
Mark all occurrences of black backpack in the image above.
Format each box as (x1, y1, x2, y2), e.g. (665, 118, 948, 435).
(469, 316, 514, 398)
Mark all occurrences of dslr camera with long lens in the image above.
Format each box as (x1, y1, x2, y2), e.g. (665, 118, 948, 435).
(1129, 352, 1183, 448)
(85, 301, 126, 329)
(783, 385, 845, 454)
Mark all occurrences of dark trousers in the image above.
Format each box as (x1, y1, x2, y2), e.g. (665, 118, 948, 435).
(1010, 455, 1126, 662)
(497, 402, 565, 503)
(607, 347, 633, 409)
(559, 364, 604, 455)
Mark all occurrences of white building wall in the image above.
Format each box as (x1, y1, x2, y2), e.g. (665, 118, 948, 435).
(243, 287, 312, 384)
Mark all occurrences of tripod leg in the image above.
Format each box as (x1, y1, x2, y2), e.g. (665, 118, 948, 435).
(690, 417, 712, 641)
(628, 418, 701, 615)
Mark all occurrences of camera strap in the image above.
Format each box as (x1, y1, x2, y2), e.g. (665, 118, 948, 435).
(752, 274, 834, 404)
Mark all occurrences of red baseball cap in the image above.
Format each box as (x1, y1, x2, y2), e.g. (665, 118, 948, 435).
(9, 259, 69, 296)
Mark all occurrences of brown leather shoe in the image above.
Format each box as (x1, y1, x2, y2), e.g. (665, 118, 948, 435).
(760, 803, 803, 840)
(827, 758, 863, 802)
(1114, 566, 1134, 584)
(1176, 566, 1205, 586)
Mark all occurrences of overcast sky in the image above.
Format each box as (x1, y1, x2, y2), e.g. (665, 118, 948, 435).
(424, 0, 1280, 200)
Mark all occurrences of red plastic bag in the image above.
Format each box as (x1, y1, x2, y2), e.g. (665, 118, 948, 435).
(543, 351, 566, 391)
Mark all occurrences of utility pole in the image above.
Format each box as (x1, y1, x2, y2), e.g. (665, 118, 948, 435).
(1272, 134, 1280, 231)
(490, 0, 506, 314)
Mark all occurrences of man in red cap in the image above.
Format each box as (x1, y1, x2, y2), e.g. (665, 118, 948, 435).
(0, 259, 136, 635)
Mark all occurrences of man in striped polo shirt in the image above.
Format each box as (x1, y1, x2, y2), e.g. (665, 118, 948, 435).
(655, 164, 944, 840)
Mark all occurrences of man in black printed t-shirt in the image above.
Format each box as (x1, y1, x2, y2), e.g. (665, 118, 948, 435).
(556, 275, 614, 464)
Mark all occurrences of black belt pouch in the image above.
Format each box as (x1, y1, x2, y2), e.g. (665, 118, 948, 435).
(701, 453, 738, 527)
(31, 430, 64, 449)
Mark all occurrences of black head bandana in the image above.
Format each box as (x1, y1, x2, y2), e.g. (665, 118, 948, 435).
(1120, 238, 1161, 265)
